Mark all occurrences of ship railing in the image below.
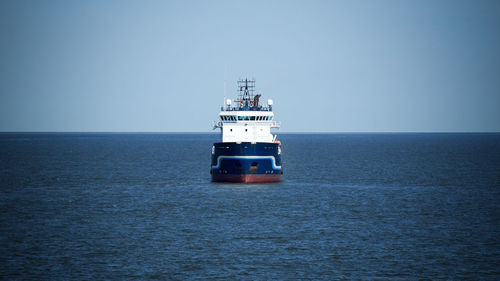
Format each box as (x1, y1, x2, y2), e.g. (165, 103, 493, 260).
(221, 106, 273, 112)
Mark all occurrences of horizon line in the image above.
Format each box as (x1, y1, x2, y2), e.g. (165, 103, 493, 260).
(1, 131, 499, 134)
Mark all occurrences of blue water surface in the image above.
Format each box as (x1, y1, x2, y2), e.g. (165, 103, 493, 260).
(1, 133, 499, 279)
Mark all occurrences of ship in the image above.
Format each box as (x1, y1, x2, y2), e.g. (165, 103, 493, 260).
(211, 79, 282, 183)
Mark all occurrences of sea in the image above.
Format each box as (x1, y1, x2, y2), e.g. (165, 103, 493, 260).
(1, 133, 499, 280)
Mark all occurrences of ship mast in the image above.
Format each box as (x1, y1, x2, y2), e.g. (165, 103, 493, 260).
(236, 79, 258, 110)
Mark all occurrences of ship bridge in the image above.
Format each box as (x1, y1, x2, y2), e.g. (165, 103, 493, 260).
(213, 79, 280, 143)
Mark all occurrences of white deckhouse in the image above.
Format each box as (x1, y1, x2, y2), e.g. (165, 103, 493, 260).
(214, 79, 280, 143)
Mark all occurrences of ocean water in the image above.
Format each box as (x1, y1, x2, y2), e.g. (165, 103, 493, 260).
(1, 133, 499, 279)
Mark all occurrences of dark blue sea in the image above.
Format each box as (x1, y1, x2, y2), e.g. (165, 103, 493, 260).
(1, 133, 499, 279)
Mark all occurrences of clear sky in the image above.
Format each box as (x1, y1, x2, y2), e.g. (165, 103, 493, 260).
(1, 0, 499, 132)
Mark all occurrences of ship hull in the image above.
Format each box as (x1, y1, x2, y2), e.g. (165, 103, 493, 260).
(211, 142, 282, 183)
(211, 174, 281, 183)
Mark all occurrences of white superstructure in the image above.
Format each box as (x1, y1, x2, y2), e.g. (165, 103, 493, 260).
(213, 79, 280, 143)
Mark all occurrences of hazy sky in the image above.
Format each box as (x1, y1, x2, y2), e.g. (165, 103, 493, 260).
(1, 0, 499, 132)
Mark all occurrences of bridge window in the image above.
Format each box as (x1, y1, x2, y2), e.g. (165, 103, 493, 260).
(237, 116, 258, 120)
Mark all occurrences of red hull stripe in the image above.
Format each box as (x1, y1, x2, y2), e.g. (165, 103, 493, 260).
(212, 174, 281, 183)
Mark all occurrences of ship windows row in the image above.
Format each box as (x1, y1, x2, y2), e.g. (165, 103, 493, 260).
(220, 116, 273, 121)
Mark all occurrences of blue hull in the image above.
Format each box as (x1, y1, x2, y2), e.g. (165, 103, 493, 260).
(211, 142, 282, 182)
